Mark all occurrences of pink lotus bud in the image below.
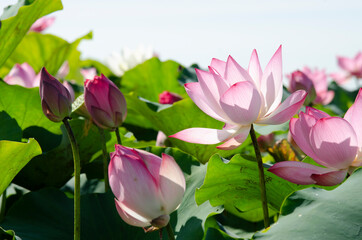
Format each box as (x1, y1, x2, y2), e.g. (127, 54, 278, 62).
(4, 63, 40, 88)
(288, 70, 316, 105)
(39, 67, 72, 122)
(159, 91, 183, 104)
(109, 145, 186, 228)
(257, 133, 275, 152)
(29, 16, 55, 32)
(84, 74, 127, 130)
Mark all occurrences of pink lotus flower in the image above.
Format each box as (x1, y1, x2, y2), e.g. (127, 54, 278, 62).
(170, 46, 307, 150)
(287, 67, 334, 105)
(4, 63, 40, 88)
(29, 16, 55, 32)
(108, 145, 186, 228)
(40, 67, 72, 122)
(269, 89, 362, 186)
(330, 52, 362, 84)
(84, 74, 127, 130)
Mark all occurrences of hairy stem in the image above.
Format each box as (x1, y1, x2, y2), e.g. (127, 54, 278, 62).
(250, 124, 270, 228)
(165, 223, 175, 240)
(98, 127, 110, 192)
(115, 127, 122, 145)
(63, 118, 81, 240)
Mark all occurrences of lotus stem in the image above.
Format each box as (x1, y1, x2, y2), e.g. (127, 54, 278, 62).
(249, 124, 270, 228)
(0, 188, 6, 222)
(63, 118, 81, 240)
(165, 222, 175, 240)
(115, 127, 122, 145)
(98, 127, 110, 192)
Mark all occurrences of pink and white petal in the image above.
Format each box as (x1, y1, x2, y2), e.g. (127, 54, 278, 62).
(260, 45, 283, 115)
(268, 161, 333, 185)
(311, 169, 347, 186)
(132, 148, 162, 184)
(320, 90, 335, 105)
(338, 56, 356, 72)
(220, 81, 261, 125)
(224, 56, 254, 86)
(210, 58, 226, 77)
(310, 117, 358, 169)
(248, 49, 263, 88)
(330, 72, 350, 85)
(159, 154, 186, 213)
(169, 127, 236, 144)
(305, 106, 330, 119)
(289, 113, 320, 161)
(255, 90, 306, 125)
(216, 125, 251, 150)
(108, 152, 163, 220)
(115, 199, 151, 227)
(344, 88, 362, 160)
(185, 82, 230, 123)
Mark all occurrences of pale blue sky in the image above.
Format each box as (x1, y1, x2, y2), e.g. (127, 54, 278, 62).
(2, 0, 362, 75)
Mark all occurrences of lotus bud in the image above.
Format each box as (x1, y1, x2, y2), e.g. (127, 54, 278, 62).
(84, 74, 127, 130)
(39, 67, 72, 122)
(288, 70, 316, 105)
(159, 91, 183, 104)
(109, 145, 186, 228)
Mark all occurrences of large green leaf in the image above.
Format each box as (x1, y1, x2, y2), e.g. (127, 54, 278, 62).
(0, 111, 22, 141)
(0, 81, 62, 134)
(0, 227, 17, 240)
(125, 94, 249, 163)
(0, 139, 41, 196)
(0, 0, 63, 68)
(0, 32, 92, 82)
(254, 168, 362, 240)
(2, 147, 220, 239)
(195, 154, 303, 222)
(121, 58, 186, 102)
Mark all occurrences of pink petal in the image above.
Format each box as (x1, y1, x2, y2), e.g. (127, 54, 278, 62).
(319, 91, 334, 105)
(169, 127, 236, 144)
(216, 125, 251, 150)
(62, 81, 75, 102)
(114, 199, 151, 227)
(311, 169, 347, 186)
(156, 131, 167, 147)
(310, 117, 358, 169)
(344, 88, 362, 166)
(268, 161, 334, 185)
(338, 56, 357, 73)
(57, 61, 69, 79)
(220, 81, 262, 125)
(184, 82, 230, 123)
(289, 112, 321, 161)
(224, 56, 254, 86)
(330, 72, 350, 85)
(81, 68, 97, 79)
(159, 154, 186, 213)
(256, 90, 306, 125)
(108, 147, 164, 220)
(210, 58, 226, 77)
(248, 49, 263, 89)
(260, 45, 283, 115)
(305, 106, 330, 119)
(4, 63, 37, 88)
(132, 147, 162, 184)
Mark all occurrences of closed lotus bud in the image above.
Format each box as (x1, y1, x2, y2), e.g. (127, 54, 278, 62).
(159, 91, 183, 104)
(39, 67, 72, 122)
(84, 74, 127, 130)
(288, 70, 316, 105)
(109, 145, 186, 228)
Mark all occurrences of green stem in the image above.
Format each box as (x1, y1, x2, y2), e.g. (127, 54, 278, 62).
(115, 127, 122, 145)
(0, 188, 6, 222)
(165, 223, 175, 240)
(98, 127, 110, 192)
(63, 118, 81, 240)
(249, 124, 270, 228)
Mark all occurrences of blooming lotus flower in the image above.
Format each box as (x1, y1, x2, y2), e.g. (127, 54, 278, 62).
(287, 67, 334, 105)
(84, 74, 127, 130)
(40, 67, 72, 122)
(269, 89, 362, 186)
(106, 45, 155, 76)
(330, 52, 362, 84)
(170, 46, 307, 150)
(4, 63, 40, 88)
(109, 145, 186, 228)
(29, 16, 55, 32)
